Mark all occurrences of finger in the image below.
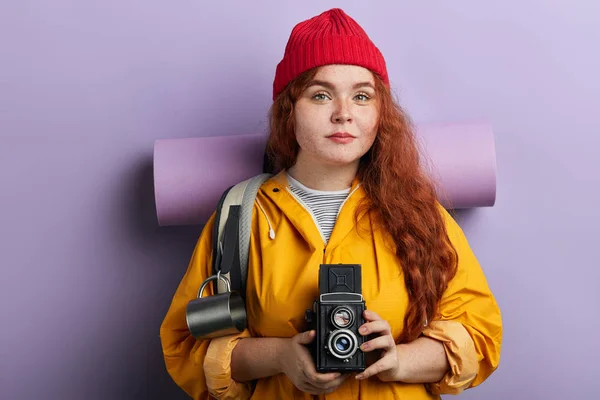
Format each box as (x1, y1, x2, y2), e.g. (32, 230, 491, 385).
(363, 309, 382, 321)
(359, 320, 391, 336)
(304, 384, 342, 396)
(360, 335, 396, 353)
(319, 384, 345, 395)
(299, 384, 322, 396)
(308, 370, 342, 384)
(323, 373, 350, 389)
(315, 373, 349, 388)
(299, 380, 333, 395)
(309, 373, 350, 391)
(300, 355, 341, 384)
(299, 352, 341, 384)
(295, 330, 316, 345)
(355, 357, 396, 380)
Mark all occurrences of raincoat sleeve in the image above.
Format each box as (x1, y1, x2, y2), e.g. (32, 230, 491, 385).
(422, 207, 503, 395)
(159, 213, 253, 400)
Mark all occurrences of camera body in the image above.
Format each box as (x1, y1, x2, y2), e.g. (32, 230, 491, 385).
(305, 264, 367, 373)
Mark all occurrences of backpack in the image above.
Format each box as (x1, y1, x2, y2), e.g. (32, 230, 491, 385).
(210, 173, 273, 296)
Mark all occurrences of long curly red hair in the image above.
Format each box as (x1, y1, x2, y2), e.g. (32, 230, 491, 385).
(265, 68, 458, 343)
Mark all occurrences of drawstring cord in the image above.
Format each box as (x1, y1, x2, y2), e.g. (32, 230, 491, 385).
(256, 198, 276, 240)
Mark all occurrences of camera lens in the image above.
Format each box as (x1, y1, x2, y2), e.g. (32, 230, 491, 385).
(331, 306, 354, 329)
(335, 336, 351, 352)
(327, 329, 359, 360)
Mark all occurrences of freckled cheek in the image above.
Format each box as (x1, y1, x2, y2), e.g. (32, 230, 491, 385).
(355, 108, 378, 129)
(305, 137, 320, 151)
(295, 108, 330, 145)
(297, 125, 323, 150)
(357, 117, 379, 146)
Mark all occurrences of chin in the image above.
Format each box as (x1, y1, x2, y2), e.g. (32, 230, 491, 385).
(321, 157, 361, 168)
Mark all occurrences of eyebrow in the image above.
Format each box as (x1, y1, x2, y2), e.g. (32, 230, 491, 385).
(306, 80, 375, 90)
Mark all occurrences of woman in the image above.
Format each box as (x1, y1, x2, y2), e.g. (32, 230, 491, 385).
(160, 8, 502, 400)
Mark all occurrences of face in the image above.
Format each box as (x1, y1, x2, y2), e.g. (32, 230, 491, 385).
(293, 64, 379, 169)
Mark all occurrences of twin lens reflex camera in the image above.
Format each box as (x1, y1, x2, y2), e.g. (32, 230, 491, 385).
(305, 264, 368, 372)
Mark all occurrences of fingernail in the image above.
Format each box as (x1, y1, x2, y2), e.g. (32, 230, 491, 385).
(355, 374, 364, 380)
(359, 326, 366, 334)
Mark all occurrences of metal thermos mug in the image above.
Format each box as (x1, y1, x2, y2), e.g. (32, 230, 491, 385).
(185, 272, 247, 339)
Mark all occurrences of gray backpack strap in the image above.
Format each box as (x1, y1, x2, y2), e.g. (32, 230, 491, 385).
(213, 173, 272, 295)
(238, 173, 272, 290)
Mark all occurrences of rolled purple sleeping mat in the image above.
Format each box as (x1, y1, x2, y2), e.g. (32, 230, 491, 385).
(153, 122, 496, 226)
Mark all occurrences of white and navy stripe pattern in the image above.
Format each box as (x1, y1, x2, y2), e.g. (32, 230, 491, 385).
(287, 174, 350, 243)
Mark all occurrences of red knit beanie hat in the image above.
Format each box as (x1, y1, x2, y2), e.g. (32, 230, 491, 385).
(273, 8, 389, 100)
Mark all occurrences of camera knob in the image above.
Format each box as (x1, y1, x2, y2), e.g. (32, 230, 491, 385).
(305, 309, 314, 323)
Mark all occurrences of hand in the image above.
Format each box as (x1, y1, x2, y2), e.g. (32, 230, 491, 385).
(279, 330, 349, 395)
(355, 310, 401, 382)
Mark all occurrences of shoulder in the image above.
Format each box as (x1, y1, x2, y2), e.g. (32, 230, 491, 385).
(435, 203, 467, 245)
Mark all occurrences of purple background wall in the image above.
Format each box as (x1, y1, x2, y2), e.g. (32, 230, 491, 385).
(1, 1, 599, 399)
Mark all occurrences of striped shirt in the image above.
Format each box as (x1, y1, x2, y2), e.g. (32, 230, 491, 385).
(287, 174, 350, 243)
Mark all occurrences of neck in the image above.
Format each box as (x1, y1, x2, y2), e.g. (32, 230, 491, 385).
(287, 156, 358, 191)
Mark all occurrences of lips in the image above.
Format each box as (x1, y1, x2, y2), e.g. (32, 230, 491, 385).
(327, 132, 356, 144)
(328, 132, 355, 138)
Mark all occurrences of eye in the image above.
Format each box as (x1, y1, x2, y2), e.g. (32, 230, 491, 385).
(354, 92, 370, 102)
(312, 92, 331, 101)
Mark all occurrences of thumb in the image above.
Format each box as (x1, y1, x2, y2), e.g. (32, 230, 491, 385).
(295, 330, 316, 344)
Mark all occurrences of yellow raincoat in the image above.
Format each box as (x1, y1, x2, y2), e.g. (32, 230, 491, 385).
(160, 171, 502, 399)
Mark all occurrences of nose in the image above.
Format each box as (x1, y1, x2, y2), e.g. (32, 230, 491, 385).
(331, 100, 352, 124)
